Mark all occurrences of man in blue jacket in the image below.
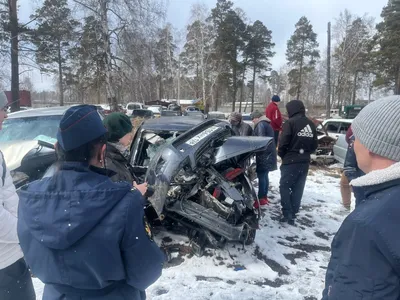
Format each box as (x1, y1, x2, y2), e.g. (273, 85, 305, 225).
(250, 111, 277, 208)
(17, 105, 165, 300)
(322, 95, 400, 300)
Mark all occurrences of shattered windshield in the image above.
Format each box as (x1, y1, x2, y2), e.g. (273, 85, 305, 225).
(0, 116, 61, 144)
(146, 133, 178, 161)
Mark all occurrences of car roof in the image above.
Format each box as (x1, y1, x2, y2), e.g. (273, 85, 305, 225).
(7, 106, 71, 119)
(141, 117, 203, 132)
(323, 118, 353, 123)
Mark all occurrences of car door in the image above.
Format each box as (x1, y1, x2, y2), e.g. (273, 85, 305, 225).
(324, 121, 341, 139)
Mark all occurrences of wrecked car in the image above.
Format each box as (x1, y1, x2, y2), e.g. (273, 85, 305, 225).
(130, 118, 274, 255)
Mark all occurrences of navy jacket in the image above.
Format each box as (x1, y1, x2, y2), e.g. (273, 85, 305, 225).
(343, 135, 365, 205)
(253, 116, 277, 172)
(323, 165, 400, 300)
(17, 162, 165, 300)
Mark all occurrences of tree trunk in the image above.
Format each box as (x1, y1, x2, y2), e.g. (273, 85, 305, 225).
(9, 0, 19, 112)
(239, 65, 246, 113)
(58, 45, 64, 106)
(100, 0, 116, 110)
(232, 68, 237, 112)
(297, 41, 305, 100)
(326, 22, 331, 118)
(251, 64, 256, 112)
(351, 71, 358, 105)
(395, 65, 400, 95)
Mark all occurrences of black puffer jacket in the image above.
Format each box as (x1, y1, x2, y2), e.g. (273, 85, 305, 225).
(105, 143, 134, 183)
(231, 121, 253, 136)
(253, 116, 277, 172)
(278, 100, 318, 165)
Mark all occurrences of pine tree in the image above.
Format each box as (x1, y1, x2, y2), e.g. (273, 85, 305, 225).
(286, 16, 320, 99)
(245, 20, 275, 111)
(210, 0, 247, 111)
(75, 15, 106, 103)
(373, 0, 400, 94)
(32, 0, 80, 106)
(154, 24, 176, 99)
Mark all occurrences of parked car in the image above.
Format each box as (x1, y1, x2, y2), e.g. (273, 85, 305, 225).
(184, 106, 200, 113)
(98, 103, 125, 115)
(167, 103, 182, 115)
(147, 105, 163, 117)
(126, 102, 145, 116)
(0, 107, 69, 187)
(242, 113, 253, 126)
(207, 111, 226, 120)
(333, 134, 348, 164)
(319, 118, 353, 139)
(131, 109, 154, 119)
(184, 110, 205, 119)
(130, 118, 273, 255)
(161, 110, 181, 117)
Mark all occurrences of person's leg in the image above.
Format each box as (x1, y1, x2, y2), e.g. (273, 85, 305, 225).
(274, 131, 279, 146)
(291, 163, 310, 216)
(0, 258, 36, 300)
(340, 171, 351, 210)
(265, 171, 269, 198)
(280, 164, 297, 220)
(257, 170, 267, 199)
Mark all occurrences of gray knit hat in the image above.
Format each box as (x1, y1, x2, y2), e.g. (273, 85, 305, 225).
(352, 95, 400, 162)
(0, 92, 7, 109)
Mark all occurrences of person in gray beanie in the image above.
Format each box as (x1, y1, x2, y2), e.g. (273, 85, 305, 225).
(229, 112, 253, 136)
(322, 95, 400, 300)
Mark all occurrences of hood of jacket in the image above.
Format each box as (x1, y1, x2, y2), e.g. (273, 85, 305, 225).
(351, 162, 400, 187)
(18, 162, 132, 250)
(286, 100, 306, 118)
(254, 115, 271, 127)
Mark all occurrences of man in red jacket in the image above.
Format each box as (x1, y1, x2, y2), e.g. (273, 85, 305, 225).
(265, 95, 283, 145)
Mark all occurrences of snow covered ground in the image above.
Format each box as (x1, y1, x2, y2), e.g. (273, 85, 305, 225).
(33, 165, 351, 300)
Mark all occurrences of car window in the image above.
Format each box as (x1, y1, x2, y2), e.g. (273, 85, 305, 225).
(0, 115, 62, 143)
(339, 122, 351, 134)
(242, 115, 251, 121)
(128, 104, 141, 110)
(325, 122, 341, 133)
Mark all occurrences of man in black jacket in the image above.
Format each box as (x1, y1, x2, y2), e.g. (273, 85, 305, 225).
(278, 100, 318, 225)
(229, 112, 253, 136)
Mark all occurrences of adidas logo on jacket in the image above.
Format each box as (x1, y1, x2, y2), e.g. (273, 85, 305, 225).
(297, 125, 314, 138)
(278, 100, 318, 165)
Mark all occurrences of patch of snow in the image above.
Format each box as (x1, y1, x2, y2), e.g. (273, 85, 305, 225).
(33, 166, 351, 300)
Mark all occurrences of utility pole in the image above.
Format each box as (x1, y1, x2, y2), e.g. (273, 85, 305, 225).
(326, 22, 331, 118)
(9, 0, 20, 112)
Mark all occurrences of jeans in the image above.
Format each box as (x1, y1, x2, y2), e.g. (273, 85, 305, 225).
(274, 131, 279, 146)
(0, 258, 36, 300)
(257, 170, 269, 199)
(279, 163, 309, 219)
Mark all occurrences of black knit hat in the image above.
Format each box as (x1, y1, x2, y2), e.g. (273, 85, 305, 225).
(103, 112, 133, 142)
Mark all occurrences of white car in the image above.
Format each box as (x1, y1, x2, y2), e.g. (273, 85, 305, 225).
(241, 113, 253, 126)
(319, 118, 353, 139)
(126, 102, 145, 116)
(146, 105, 163, 117)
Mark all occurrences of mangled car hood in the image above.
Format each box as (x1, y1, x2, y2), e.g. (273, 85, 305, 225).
(145, 119, 273, 216)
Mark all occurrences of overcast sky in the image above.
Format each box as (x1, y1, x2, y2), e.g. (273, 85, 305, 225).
(18, 0, 388, 91)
